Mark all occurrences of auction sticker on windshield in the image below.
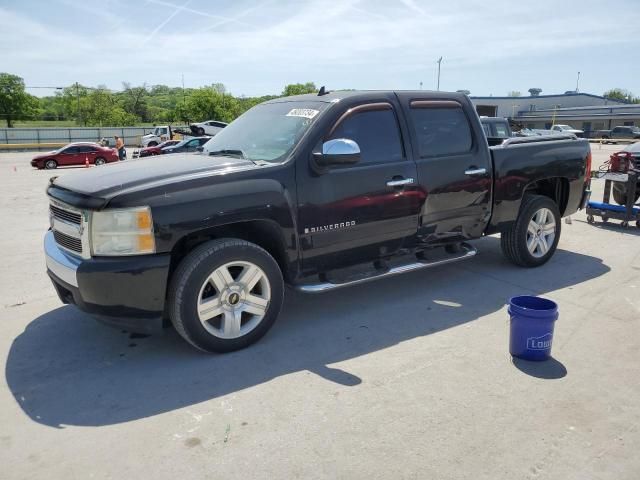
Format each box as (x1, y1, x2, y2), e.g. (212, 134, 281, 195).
(286, 108, 319, 119)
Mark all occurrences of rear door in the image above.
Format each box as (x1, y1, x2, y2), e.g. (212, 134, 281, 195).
(399, 96, 492, 242)
(77, 145, 97, 162)
(297, 98, 421, 273)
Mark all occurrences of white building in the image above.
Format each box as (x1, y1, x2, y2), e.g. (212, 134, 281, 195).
(469, 92, 638, 136)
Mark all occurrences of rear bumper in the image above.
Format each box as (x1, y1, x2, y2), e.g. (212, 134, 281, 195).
(44, 231, 171, 334)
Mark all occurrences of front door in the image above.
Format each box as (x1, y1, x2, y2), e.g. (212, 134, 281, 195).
(398, 97, 492, 242)
(297, 100, 421, 274)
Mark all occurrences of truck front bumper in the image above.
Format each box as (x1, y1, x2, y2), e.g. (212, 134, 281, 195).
(44, 231, 171, 334)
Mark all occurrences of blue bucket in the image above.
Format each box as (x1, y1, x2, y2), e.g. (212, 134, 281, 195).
(508, 295, 558, 361)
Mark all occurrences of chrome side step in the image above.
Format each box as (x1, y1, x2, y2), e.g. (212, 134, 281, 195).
(295, 243, 477, 293)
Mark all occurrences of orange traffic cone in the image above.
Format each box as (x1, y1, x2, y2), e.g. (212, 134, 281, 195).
(85, 156, 89, 168)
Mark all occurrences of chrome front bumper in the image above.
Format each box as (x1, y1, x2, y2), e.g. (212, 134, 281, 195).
(44, 231, 80, 287)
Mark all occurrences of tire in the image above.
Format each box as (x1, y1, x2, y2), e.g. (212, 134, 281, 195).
(612, 185, 640, 206)
(44, 159, 58, 169)
(94, 157, 106, 166)
(587, 215, 595, 224)
(500, 195, 561, 267)
(168, 238, 284, 353)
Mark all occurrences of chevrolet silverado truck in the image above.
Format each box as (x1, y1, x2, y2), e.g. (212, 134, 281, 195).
(44, 90, 592, 353)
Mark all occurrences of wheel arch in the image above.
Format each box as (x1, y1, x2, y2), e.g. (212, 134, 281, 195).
(523, 177, 570, 216)
(167, 219, 293, 287)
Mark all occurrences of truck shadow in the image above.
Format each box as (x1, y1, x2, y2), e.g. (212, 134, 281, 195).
(6, 236, 609, 428)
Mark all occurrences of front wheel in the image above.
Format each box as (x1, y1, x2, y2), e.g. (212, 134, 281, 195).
(168, 239, 284, 353)
(45, 159, 58, 169)
(94, 157, 106, 166)
(501, 195, 561, 267)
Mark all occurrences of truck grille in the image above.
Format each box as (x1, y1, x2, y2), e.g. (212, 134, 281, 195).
(53, 230, 83, 253)
(50, 204, 81, 225)
(49, 201, 88, 257)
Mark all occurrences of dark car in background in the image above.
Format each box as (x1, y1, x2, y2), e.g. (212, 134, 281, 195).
(161, 137, 210, 154)
(599, 126, 640, 143)
(133, 140, 181, 158)
(31, 142, 118, 169)
(480, 117, 513, 146)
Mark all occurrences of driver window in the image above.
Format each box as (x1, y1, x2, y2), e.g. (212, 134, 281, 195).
(328, 108, 403, 165)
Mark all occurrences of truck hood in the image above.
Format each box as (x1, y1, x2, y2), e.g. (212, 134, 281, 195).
(50, 153, 257, 202)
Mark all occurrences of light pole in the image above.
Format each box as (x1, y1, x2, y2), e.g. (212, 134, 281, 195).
(436, 56, 443, 91)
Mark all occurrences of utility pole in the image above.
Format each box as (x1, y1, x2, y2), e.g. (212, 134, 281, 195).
(436, 56, 443, 91)
(575, 71, 580, 93)
(181, 73, 186, 123)
(75, 82, 81, 126)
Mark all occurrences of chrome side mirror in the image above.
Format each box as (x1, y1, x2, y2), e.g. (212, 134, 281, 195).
(314, 138, 361, 167)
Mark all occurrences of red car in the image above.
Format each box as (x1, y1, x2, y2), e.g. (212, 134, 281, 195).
(134, 140, 181, 158)
(31, 142, 119, 169)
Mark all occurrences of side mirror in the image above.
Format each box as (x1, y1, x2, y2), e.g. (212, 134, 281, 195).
(313, 138, 361, 167)
(196, 146, 204, 152)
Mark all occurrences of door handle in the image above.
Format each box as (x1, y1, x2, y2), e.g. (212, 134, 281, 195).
(386, 178, 415, 187)
(464, 168, 487, 176)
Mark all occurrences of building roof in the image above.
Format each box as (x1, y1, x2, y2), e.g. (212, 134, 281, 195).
(469, 92, 629, 103)
(470, 92, 627, 103)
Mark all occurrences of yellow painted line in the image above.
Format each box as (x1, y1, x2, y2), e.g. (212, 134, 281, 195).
(0, 143, 66, 149)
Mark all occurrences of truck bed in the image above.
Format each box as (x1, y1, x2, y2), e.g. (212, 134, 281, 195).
(488, 134, 591, 232)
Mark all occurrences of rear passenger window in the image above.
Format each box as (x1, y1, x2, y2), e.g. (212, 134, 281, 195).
(329, 108, 403, 164)
(409, 106, 473, 157)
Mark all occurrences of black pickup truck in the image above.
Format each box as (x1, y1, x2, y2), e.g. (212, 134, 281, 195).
(44, 90, 592, 352)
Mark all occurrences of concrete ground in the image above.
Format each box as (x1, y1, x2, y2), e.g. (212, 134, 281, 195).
(1, 145, 639, 480)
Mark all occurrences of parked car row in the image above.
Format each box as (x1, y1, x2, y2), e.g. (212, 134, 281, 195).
(32, 137, 212, 169)
(30, 143, 119, 169)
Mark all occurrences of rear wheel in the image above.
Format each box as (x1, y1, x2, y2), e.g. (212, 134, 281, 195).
(168, 239, 284, 353)
(94, 157, 106, 166)
(501, 195, 561, 267)
(45, 159, 58, 169)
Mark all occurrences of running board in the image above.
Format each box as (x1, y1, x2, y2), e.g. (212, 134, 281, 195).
(295, 243, 477, 293)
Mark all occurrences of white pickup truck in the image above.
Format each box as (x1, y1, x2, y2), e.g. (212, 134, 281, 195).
(140, 126, 173, 147)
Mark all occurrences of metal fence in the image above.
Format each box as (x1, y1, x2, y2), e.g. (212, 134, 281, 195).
(0, 127, 156, 147)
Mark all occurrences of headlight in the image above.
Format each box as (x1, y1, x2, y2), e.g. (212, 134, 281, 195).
(91, 207, 155, 256)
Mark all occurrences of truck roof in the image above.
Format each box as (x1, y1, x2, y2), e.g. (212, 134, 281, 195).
(264, 90, 470, 104)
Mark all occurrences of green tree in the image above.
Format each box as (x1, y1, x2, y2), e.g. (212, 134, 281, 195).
(120, 82, 149, 121)
(603, 88, 639, 103)
(81, 88, 138, 126)
(282, 82, 317, 96)
(0, 73, 39, 127)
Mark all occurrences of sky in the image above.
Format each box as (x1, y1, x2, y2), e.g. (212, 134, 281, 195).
(1, 0, 639, 98)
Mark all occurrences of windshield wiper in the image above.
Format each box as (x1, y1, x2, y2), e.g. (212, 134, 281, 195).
(209, 149, 246, 159)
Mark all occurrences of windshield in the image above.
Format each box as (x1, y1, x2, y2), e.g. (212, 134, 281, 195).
(202, 101, 328, 163)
